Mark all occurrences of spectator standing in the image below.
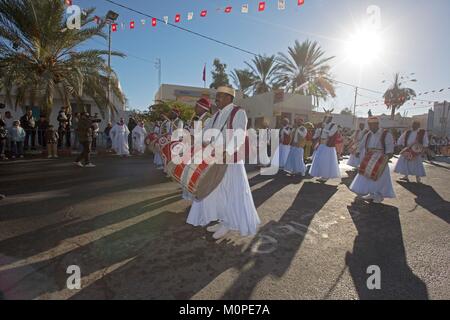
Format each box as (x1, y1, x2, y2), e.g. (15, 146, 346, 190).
(3, 111, 14, 154)
(0, 116, 8, 160)
(10, 120, 26, 158)
(72, 113, 80, 150)
(20, 109, 36, 151)
(104, 122, 113, 152)
(127, 116, 137, 152)
(91, 113, 100, 152)
(57, 108, 68, 149)
(36, 114, 49, 148)
(74, 113, 95, 168)
(65, 112, 72, 148)
(45, 125, 59, 158)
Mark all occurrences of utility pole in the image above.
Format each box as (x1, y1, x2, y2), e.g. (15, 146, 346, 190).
(155, 58, 162, 102)
(107, 24, 112, 122)
(353, 86, 359, 127)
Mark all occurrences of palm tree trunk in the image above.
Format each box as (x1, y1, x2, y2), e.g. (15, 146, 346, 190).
(391, 106, 396, 120)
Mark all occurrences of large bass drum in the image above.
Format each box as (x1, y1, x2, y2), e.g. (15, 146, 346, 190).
(166, 148, 228, 200)
(359, 150, 389, 181)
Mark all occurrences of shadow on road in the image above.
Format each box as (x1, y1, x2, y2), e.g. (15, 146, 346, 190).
(397, 181, 450, 224)
(345, 201, 429, 299)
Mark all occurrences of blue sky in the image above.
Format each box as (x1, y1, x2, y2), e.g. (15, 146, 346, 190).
(76, 0, 450, 116)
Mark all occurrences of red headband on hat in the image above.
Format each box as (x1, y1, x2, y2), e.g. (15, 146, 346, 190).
(196, 98, 211, 111)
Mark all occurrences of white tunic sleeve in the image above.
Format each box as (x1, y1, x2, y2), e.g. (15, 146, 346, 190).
(384, 132, 395, 154)
(226, 109, 247, 155)
(327, 124, 338, 137)
(397, 131, 407, 147)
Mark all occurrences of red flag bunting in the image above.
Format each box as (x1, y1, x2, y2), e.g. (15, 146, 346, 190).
(152, 18, 157, 27)
(130, 21, 135, 29)
(200, 10, 208, 17)
(259, 2, 266, 11)
(224, 6, 232, 13)
(175, 14, 181, 23)
(112, 23, 118, 32)
(298, 0, 305, 5)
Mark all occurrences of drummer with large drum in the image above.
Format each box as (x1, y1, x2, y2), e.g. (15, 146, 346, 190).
(350, 116, 396, 204)
(394, 121, 429, 184)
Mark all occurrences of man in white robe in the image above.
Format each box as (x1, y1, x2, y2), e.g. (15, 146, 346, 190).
(183, 98, 212, 201)
(350, 117, 396, 203)
(309, 115, 341, 183)
(284, 118, 307, 176)
(153, 119, 164, 169)
(278, 118, 292, 169)
(394, 121, 428, 183)
(186, 86, 260, 239)
(132, 121, 147, 154)
(347, 122, 367, 169)
(110, 118, 130, 156)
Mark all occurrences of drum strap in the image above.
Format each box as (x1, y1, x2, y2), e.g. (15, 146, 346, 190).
(365, 130, 388, 153)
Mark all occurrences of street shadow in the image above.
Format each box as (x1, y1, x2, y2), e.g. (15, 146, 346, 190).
(345, 201, 429, 299)
(221, 182, 338, 299)
(0, 193, 181, 262)
(397, 181, 450, 224)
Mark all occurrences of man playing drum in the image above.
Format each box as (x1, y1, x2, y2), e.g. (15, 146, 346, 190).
(186, 86, 260, 240)
(309, 113, 341, 183)
(350, 117, 396, 204)
(347, 122, 367, 169)
(284, 117, 307, 176)
(394, 121, 428, 183)
(182, 98, 212, 201)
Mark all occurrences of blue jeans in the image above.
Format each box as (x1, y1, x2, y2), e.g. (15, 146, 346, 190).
(0, 139, 6, 157)
(12, 141, 24, 156)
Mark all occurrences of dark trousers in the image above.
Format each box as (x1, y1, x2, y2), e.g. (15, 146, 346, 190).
(76, 141, 91, 164)
(92, 137, 97, 151)
(58, 130, 65, 149)
(12, 141, 24, 156)
(0, 139, 6, 157)
(24, 129, 36, 150)
(65, 130, 71, 148)
(38, 129, 47, 147)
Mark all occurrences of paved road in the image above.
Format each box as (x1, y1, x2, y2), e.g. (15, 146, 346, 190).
(0, 154, 449, 300)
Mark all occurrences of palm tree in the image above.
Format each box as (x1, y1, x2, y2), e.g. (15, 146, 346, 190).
(278, 40, 335, 104)
(383, 73, 416, 120)
(230, 68, 254, 97)
(0, 0, 125, 117)
(245, 55, 280, 95)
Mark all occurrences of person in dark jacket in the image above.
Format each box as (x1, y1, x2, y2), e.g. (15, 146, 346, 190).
(127, 116, 137, 151)
(74, 113, 95, 168)
(37, 114, 49, 148)
(20, 109, 36, 151)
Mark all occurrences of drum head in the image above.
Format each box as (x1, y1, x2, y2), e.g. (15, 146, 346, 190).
(195, 164, 228, 200)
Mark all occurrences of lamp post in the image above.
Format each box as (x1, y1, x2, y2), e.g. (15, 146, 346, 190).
(105, 10, 119, 122)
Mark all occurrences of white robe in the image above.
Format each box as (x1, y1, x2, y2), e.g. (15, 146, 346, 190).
(187, 103, 261, 236)
(310, 122, 341, 179)
(347, 129, 366, 168)
(350, 129, 396, 198)
(110, 124, 130, 156)
(284, 127, 307, 175)
(394, 129, 428, 177)
(132, 126, 147, 154)
(279, 126, 291, 168)
(152, 125, 164, 167)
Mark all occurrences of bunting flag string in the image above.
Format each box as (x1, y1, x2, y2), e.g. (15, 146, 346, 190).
(88, 0, 306, 32)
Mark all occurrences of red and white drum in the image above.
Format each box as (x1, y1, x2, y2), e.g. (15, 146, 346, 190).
(145, 133, 159, 152)
(166, 149, 228, 200)
(400, 143, 424, 160)
(359, 150, 389, 181)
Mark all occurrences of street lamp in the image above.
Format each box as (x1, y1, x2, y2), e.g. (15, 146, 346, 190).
(105, 10, 119, 122)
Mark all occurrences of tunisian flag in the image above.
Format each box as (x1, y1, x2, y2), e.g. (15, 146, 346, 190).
(202, 64, 206, 82)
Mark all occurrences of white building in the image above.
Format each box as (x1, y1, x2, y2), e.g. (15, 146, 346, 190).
(428, 101, 450, 137)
